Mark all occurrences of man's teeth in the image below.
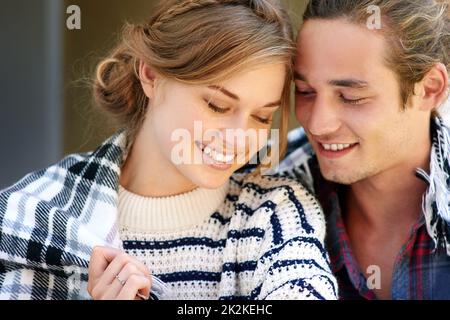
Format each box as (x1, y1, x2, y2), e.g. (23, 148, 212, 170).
(321, 143, 354, 151)
(203, 146, 235, 163)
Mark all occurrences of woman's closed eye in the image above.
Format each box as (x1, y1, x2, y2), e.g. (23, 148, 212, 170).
(205, 99, 273, 125)
(205, 100, 230, 114)
(252, 115, 272, 125)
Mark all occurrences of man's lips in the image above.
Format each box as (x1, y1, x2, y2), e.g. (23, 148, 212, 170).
(314, 140, 360, 159)
(318, 142, 359, 151)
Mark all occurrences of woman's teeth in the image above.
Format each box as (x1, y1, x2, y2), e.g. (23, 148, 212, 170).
(321, 143, 355, 151)
(203, 146, 235, 163)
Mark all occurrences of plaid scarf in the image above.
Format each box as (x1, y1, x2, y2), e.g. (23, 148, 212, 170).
(416, 116, 450, 255)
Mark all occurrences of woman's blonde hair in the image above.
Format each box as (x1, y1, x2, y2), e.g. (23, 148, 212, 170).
(303, 0, 450, 116)
(93, 0, 295, 162)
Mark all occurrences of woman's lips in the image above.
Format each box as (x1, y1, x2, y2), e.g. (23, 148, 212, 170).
(195, 141, 236, 170)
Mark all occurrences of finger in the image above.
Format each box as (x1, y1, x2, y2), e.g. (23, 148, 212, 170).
(96, 252, 135, 290)
(107, 251, 150, 280)
(89, 246, 122, 276)
(88, 246, 122, 294)
(106, 262, 143, 299)
(136, 292, 150, 301)
(117, 264, 152, 299)
(90, 261, 147, 300)
(124, 255, 151, 277)
(137, 274, 152, 300)
(116, 274, 151, 300)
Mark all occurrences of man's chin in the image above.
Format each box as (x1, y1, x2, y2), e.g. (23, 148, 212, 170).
(320, 166, 366, 185)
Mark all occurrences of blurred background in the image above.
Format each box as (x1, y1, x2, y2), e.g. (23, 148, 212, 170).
(0, 0, 307, 188)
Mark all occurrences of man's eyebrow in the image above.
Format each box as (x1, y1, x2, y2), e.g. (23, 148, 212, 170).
(208, 85, 240, 101)
(295, 71, 369, 89)
(328, 79, 369, 89)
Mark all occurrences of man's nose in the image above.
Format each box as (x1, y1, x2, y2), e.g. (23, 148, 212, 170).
(305, 95, 341, 137)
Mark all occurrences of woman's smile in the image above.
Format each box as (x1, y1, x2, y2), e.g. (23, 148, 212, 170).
(195, 140, 236, 170)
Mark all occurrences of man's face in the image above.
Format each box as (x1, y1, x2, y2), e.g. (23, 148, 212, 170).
(295, 19, 430, 185)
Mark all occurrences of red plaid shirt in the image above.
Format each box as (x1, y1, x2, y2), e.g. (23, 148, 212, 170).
(309, 159, 450, 300)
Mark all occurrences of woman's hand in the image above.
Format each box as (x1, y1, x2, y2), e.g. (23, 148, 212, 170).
(87, 246, 152, 300)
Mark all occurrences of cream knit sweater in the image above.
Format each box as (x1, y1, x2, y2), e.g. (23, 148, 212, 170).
(118, 173, 338, 300)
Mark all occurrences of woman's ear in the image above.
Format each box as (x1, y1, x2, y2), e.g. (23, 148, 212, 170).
(138, 60, 157, 99)
(415, 63, 449, 113)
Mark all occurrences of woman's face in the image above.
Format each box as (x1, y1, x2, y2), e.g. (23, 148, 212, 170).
(140, 63, 286, 189)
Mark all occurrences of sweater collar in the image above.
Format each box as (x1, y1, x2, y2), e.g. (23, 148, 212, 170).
(117, 182, 229, 233)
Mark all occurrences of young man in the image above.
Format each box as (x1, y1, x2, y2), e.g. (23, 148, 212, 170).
(279, 0, 450, 299)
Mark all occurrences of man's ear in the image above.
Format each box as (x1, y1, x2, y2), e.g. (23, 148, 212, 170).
(414, 63, 449, 112)
(138, 60, 157, 99)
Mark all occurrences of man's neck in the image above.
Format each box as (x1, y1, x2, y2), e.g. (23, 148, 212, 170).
(341, 144, 432, 300)
(345, 149, 431, 233)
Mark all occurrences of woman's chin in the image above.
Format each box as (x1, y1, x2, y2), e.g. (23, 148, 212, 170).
(187, 165, 235, 190)
(199, 174, 231, 190)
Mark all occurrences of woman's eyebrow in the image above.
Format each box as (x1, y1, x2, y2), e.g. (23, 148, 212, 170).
(208, 85, 240, 101)
(208, 85, 281, 109)
(262, 101, 281, 108)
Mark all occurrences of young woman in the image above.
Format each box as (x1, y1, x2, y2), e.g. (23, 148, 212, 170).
(0, 0, 337, 300)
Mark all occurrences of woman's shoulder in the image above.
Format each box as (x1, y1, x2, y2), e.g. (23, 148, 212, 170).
(0, 151, 92, 198)
(230, 171, 320, 210)
(228, 171, 325, 241)
(1, 130, 127, 200)
(0, 130, 127, 230)
(0, 143, 124, 270)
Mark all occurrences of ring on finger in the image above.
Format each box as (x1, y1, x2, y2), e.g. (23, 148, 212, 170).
(115, 275, 126, 286)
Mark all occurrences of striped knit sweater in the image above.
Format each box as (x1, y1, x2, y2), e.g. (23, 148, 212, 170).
(118, 172, 337, 300)
(0, 130, 337, 300)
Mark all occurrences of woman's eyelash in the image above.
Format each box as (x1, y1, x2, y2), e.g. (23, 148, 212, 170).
(207, 102, 229, 114)
(253, 116, 272, 125)
(206, 100, 271, 124)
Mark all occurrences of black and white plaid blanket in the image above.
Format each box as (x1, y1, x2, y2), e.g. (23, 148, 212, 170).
(0, 131, 127, 299)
